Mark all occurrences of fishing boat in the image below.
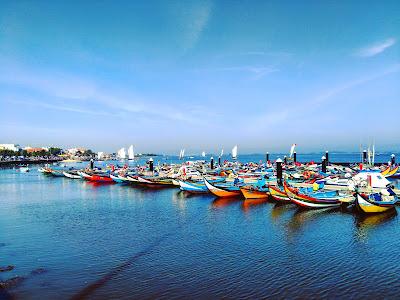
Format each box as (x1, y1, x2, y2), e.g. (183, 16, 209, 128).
(179, 180, 209, 193)
(78, 171, 114, 183)
(283, 182, 344, 209)
(203, 177, 242, 198)
(110, 174, 127, 183)
(239, 186, 269, 199)
(356, 189, 398, 213)
(137, 176, 175, 187)
(268, 185, 291, 202)
(63, 170, 81, 179)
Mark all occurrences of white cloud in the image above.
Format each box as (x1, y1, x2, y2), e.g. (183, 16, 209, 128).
(356, 38, 396, 57)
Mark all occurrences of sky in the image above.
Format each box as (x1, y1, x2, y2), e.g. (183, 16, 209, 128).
(0, 0, 399, 154)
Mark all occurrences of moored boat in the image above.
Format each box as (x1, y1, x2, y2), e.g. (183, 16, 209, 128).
(356, 190, 398, 214)
(240, 186, 269, 199)
(204, 177, 242, 198)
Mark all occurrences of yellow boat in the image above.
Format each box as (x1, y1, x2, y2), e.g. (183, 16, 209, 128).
(356, 192, 397, 213)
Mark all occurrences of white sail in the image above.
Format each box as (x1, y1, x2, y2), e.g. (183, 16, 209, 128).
(179, 149, 185, 159)
(367, 146, 372, 165)
(97, 152, 104, 160)
(117, 147, 126, 159)
(372, 144, 375, 166)
(231, 145, 238, 159)
(220, 149, 224, 157)
(128, 145, 134, 160)
(289, 144, 296, 158)
(201, 151, 206, 157)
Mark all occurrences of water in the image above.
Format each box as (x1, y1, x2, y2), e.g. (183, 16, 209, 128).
(1, 155, 400, 299)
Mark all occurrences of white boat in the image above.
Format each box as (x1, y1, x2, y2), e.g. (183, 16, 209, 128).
(117, 148, 126, 160)
(128, 145, 135, 160)
(231, 145, 238, 160)
(97, 152, 104, 160)
(20, 167, 30, 173)
(63, 171, 81, 179)
(201, 151, 206, 157)
(179, 149, 185, 160)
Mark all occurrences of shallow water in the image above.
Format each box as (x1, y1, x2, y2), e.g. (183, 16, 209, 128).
(1, 160, 400, 299)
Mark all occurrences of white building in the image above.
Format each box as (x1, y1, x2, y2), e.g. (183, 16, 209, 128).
(0, 144, 21, 151)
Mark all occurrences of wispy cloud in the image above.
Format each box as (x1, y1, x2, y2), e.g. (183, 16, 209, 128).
(0, 63, 218, 125)
(312, 63, 400, 104)
(356, 38, 396, 57)
(174, 1, 213, 51)
(195, 65, 278, 80)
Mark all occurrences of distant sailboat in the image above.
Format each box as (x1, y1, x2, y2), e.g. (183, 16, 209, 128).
(128, 145, 134, 160)
(97, 152, 104, 160)
(231, 145, 238, 160)
(220, 149, 224, 157)
(201, 151, 206, 157)
(179, 149, 185, 160)
(117, 147, 126, 160)
(289, 144, 296, 159)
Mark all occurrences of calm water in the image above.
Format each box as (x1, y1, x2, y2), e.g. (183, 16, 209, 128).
(1, 154, 400, 299)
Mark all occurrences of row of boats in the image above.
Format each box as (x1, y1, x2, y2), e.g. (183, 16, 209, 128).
(37, 159, 400, 214)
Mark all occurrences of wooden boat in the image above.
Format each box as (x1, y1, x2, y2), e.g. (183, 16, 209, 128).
(239, 186, 269, 199)
(137, 176, 175, 187)
(283, 182, 342, 209)
(204, 178, 242, 198)
(63, 171, 81, 179)
(386, 166, 399, 177)
(49, 169, 64, 177)
(381, 166, 391, 176)
(78, 171, 114, 183)
(110, 174, 127, 183)
(268, 185, 290, 202)
(356, 191, 397, 213)
(179, 180, 209, 193)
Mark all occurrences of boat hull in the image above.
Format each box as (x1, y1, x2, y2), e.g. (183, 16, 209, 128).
(204, 178, 242, 198)
(240, 187, 268, 199)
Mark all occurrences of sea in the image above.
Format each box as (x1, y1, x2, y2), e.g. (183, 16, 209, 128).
(1, 152, 400, 299)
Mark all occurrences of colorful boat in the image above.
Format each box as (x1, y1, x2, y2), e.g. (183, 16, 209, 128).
(179, 180, 209, 193)
(283, 182, 343, 209)
(268, 185, 290, 202)
(203, 178, 242, 198)
(239, 186, 269, 199)
(356, 190, 398, 213)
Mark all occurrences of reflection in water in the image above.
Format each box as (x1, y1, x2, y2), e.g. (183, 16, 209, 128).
(241, 198, 269, 212)
(285, 207, 339, 239)
(270, 202, 293, 223)
(211, 197, 243, 209)
(353, 209, 398, 242)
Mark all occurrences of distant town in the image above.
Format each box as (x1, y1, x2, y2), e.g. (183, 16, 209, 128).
(0, 143, 156, 164)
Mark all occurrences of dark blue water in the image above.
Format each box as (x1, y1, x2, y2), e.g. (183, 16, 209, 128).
(1, 154, 400, 299)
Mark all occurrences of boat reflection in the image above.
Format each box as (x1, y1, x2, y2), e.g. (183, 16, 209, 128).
(285, 207, 339, 239)
(270, 202, 293, 222)
(241, 198, 269, 212)
(211, 197, 243, 209)
(353, 209, 397, 242)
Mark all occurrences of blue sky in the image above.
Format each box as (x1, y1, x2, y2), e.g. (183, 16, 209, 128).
(1, 0, 399, 154)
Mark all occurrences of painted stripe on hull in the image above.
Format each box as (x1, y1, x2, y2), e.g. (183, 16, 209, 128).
(204, 178, 242, 198)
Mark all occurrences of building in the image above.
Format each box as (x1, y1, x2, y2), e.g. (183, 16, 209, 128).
(0, 144, 21, 151)
(24, 147, 48, 154)
(67, 148, 87, 155)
